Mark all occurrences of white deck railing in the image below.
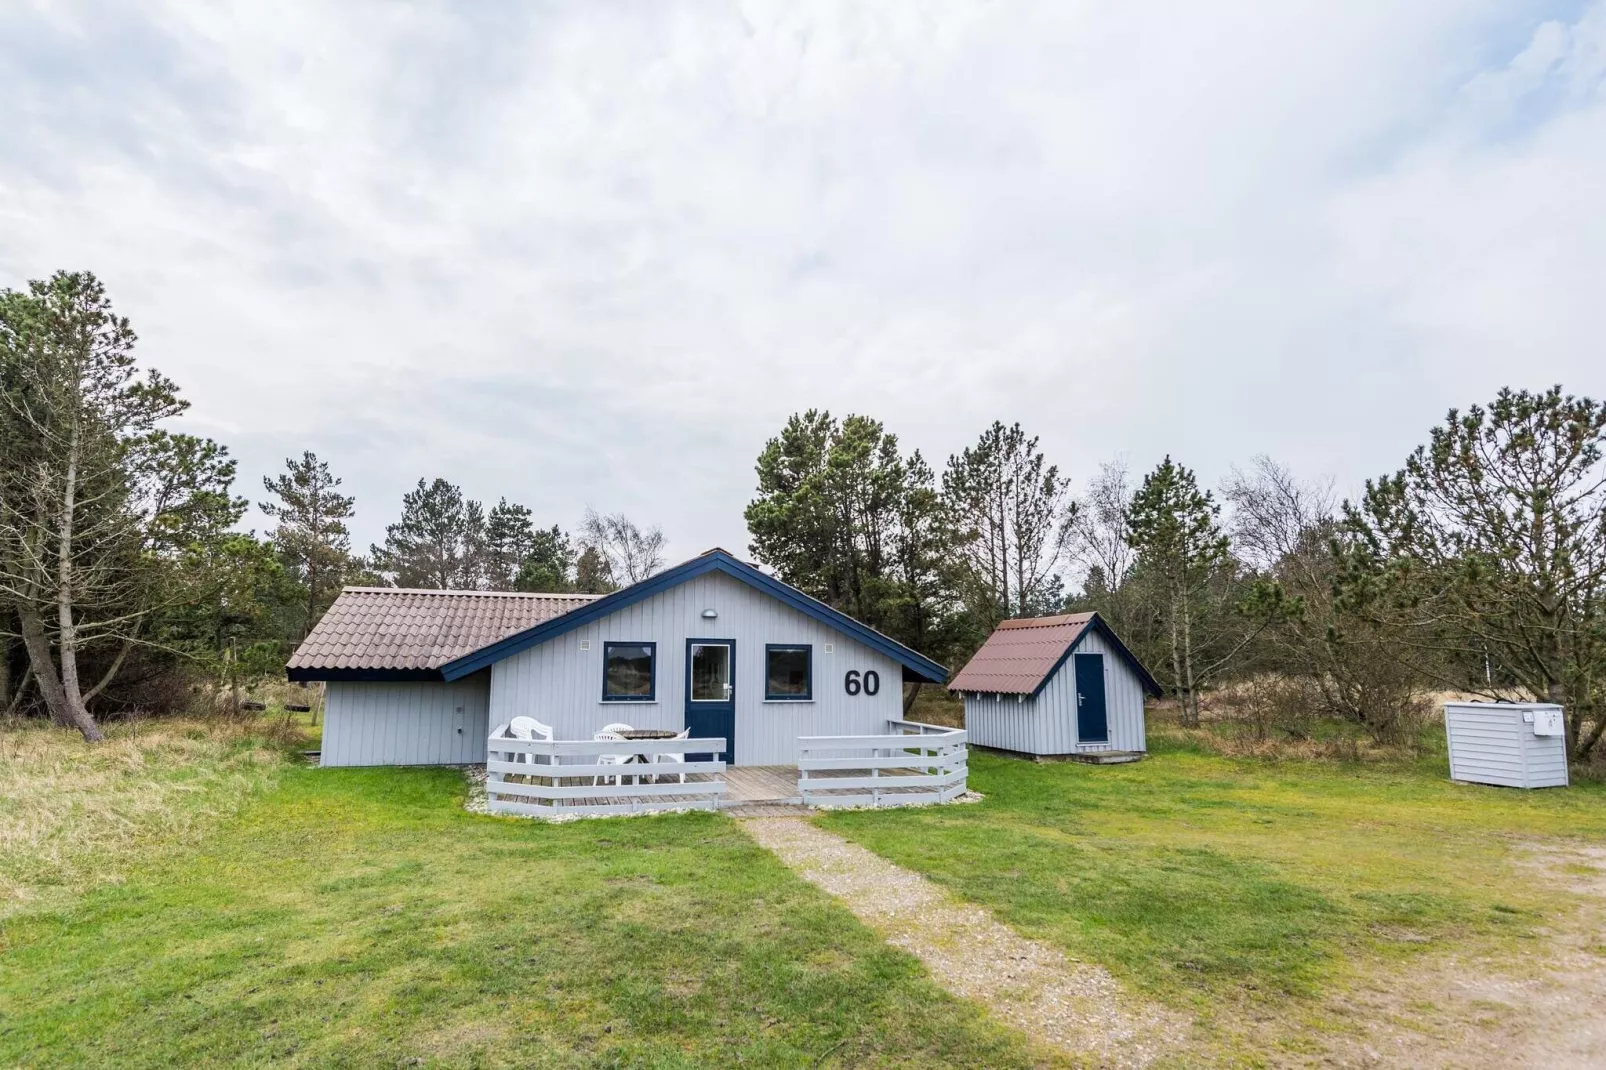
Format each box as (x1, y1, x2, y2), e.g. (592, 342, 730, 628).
(486, 724, 727, 818)
(797, 720, 967, 809)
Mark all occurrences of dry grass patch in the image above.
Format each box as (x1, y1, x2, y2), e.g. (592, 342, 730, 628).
(0, 716, 286, 918)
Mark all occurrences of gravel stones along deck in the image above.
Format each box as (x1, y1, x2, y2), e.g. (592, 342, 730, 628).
(742, 816, 1182, 1068)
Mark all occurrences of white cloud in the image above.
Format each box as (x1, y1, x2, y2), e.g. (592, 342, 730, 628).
(1, 0, 1601, 558)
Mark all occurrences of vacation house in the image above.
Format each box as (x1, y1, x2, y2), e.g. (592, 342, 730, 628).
(287, 549, 966, 814)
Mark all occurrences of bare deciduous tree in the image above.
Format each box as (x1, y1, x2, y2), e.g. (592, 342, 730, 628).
(580, 509, 666, 586)
(1065, 458, 1164, 662)
(1068, 458, 1135, 592)
(1224, 455, 1336, 573)
(1226, 456, 1425, 743)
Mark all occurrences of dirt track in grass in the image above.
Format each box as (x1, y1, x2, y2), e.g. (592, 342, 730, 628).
(742, 815, 1193, 1068)
(794, 746, 1606, 1067)
(1318, 842, 1606, 1069)
(751, 813, 1606, 1068)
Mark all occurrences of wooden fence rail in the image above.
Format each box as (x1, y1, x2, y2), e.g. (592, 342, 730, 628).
(486, 724, 727, 818)
(796, 721, 967, 809)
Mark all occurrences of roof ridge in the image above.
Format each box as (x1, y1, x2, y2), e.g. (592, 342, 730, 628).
(998, 612, 1095, 629)
(340, 586, 600, 598)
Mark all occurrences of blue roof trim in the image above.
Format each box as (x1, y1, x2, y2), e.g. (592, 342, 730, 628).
(1030, 614, 1164, 699)
(437, 550, 950, 684)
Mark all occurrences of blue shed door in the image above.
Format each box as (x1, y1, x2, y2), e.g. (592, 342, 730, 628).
(685, 639, 735, 763)
(1074, 653, 1109, 744)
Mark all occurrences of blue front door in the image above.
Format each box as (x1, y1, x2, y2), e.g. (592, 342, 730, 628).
(1074, 653, 1109, 744)
(685, 639, 735, 763)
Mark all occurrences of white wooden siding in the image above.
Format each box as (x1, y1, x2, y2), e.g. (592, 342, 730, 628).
(962, 692, 1042, 754)
(1445, 702, 1568, 789)
(487, 572, 903, 766)
(321, 673, 490, 767)
(962, 630, 1148, 755)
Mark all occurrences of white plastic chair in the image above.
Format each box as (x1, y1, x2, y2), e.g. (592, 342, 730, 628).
(509, 716, 553, 741)
(598, 722, 634, 736)
(592, 730, 635, 787)
(508, 716, 554, 766)
(654, 727, 692, 783)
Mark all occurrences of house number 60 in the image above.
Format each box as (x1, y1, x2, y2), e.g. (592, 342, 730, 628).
(844, 669, 881, 696)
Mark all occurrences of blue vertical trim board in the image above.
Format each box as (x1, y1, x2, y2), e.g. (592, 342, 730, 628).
(764, 643, 813, 700)
(438, 549, 948, 683)
(600, 640, 657, 702)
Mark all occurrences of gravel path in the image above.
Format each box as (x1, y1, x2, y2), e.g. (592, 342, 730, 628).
(742, 816, 1183, 1067)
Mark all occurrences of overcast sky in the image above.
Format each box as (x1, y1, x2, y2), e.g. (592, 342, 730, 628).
(3, 1, 1603, 566)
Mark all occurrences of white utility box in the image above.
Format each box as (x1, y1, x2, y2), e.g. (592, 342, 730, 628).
(1444, 702, 1569, 789)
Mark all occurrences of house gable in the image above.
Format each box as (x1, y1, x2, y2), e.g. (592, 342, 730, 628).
(485, 569, 907, 765)
(1037, 616, 1163, 699)
(438, 549, 948, 684)
(948, 612, 1162, 698)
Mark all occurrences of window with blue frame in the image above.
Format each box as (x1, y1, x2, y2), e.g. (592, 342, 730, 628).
(764, 644, 812, 700)
(602, 642, 656, 701)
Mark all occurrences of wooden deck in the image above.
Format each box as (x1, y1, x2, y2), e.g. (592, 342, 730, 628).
(723, 766, 803, 805)
(720, 766, 808, 817)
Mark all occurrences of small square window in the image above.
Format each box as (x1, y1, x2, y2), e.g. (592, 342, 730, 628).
(602, 642, 655, 701)
(765, 644, 812, 700)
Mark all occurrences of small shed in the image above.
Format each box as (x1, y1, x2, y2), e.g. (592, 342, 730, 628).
(1444, 701, 1569, 789)
(948, 612, 1162, 758)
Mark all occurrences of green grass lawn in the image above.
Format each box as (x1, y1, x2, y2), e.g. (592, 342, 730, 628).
(0, 755, 1051, 1069)
(10, 716, 1605, 1067)
(819, 738, 1606, 1026)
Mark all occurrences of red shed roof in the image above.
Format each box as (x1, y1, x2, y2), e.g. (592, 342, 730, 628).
(947, 612, 1162, 697)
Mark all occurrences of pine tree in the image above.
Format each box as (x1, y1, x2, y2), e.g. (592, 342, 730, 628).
(514, 525, 576, 592)
(746, 410, 961, 668)
(370, 478, 482, 589)
(260, 451, 357, 635)
(942, 421, 1076, 628)
(482, 499, 537, 590)
(1126, 456, 1229, 727)
(573, 545, 615, 594)
(0, 271, 185, 740)
(1341, 387, 1606, 758)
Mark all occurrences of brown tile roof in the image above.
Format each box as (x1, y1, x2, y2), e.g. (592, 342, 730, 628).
(947, 613, 1098, 695)
(287, 587, 599, 674)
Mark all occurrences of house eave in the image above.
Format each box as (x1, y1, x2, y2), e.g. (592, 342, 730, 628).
(285, 666, 447, 683)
